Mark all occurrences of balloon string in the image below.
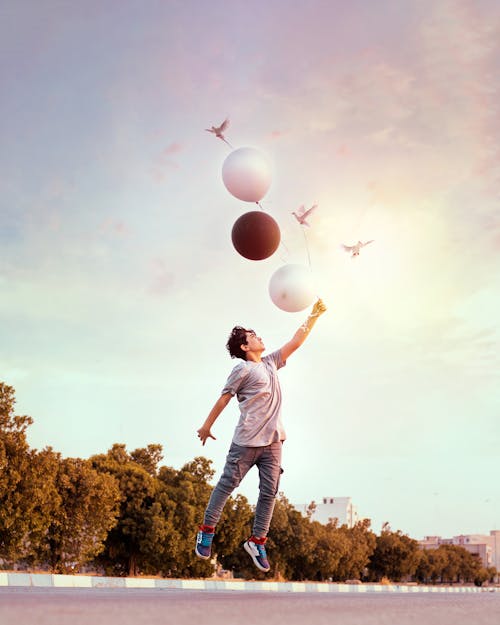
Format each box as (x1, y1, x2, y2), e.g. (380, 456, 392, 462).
(257, 201, 289, 263)
(302, 227, 312, 268)
(299, 227, 319, 298)
(277, 238, 290, 263)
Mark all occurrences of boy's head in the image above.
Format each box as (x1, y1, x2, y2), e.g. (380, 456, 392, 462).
(226, 326, 263, 360)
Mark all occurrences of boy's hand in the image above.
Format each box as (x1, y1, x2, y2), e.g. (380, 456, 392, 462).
(311, 298, 327, 318)
(197, 426, 216, 446)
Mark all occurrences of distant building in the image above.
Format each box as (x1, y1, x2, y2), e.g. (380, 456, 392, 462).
(419, 531, 500, 572)
(294, 496, 360, 528)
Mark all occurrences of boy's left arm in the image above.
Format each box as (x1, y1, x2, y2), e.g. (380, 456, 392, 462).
(280, 298, 327, 362)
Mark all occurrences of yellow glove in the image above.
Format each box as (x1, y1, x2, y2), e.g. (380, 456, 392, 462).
(310, 298, 327, 318)
(301, 298, 327, 333)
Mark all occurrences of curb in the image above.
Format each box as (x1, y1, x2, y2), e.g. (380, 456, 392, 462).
(0, 573, 498, 593)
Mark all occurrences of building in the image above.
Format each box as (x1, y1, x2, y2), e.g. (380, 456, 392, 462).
(294, 496, 360, 528)
(419, 530, 500, 572)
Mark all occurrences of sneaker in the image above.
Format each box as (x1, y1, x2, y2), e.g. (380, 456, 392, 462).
(195, 525, 215, 559)
(243, 536, 271, 572)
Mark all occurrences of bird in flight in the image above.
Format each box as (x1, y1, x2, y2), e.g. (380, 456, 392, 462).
(205, 118, 232, 147)
(341, 240, 374, 257)
(292, 203, 317, 227)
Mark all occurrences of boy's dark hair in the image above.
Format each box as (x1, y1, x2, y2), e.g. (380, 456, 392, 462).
(226, 326, 254, 360)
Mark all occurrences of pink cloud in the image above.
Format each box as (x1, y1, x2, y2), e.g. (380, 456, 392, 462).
(267, 130, 287, 140)
(150, 141, 184, 183)
(161, 142, 183, 156)
(148, 258, 174, 296)
(99, 219, 130, 237)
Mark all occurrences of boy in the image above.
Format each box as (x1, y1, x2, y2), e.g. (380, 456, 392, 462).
(195, 298, 327, 572)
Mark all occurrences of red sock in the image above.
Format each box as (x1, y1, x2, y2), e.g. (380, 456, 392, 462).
(199, 524, 215, 533)
(250, 535, 267, 545)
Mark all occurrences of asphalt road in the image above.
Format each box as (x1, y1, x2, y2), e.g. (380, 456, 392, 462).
(1, 587, 499, 625)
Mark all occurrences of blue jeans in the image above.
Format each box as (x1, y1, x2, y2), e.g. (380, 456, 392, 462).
(203, 441, 283, 538)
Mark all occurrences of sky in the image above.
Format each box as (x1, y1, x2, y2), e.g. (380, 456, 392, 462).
(1, 0, 499, 541)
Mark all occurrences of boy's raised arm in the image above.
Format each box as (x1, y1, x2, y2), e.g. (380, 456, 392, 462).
(280, 298, 327, 362)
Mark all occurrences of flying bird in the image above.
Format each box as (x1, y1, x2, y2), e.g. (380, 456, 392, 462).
(341, 240, 374, 257)
(292, 203, 317, 227)
(205, 118, 232, 147)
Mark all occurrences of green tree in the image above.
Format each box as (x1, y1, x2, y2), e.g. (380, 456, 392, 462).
(368, 524, 420, 582)
(262, 494, 297, 580)
(308, 521, 348, 581)
(427, 547, 449, 583)
(266, 495, 321, 581)
(0, 383, 60, 563)
(130, 444, 164, 476)
(440, 544, 462, 582)
(40, 456, 121, 572)
(486, 566, 497, 584)
(335, 519, 377, 581)
(213, 493, 253, 573)
(415, 548, 432, 583)
(158, 456, 215, 578)
(473, 566, 490, 587)
(265, 498, 375, 582)
(419, 544, 487, 584)
(91, 444, 172, 576)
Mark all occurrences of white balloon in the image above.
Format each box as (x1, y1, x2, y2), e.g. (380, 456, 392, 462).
(268, 264, 316, 312)
(222, 147, 272, 202)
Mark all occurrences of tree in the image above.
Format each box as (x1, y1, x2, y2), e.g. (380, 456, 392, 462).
(91, 444, 172, 576)
(416, 544, 488, 585)
(440, 545, 462, 583)
(308, 521, 348, 581)
(335, 519, 377, 581)
(368, 526, 420, 582)
(40, 457, 120, 572)
(486, 566, 498, 584)
(266, 494, 321, 581)
(473, 566, 490, 587)
(262, 494, 297, 580)
(158, 456, 215, 578)
(130, 444, 164, 476)
(213, 494, 253, 573)
(0, 383, 60, 563)
(415, 549, 431, 583)
(426, 546, 449, 583)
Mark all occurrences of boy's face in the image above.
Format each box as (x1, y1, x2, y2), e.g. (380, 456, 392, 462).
(243, 330, 265, 354)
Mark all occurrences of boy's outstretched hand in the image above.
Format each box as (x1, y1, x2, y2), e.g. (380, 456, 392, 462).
(311, 298, 327, 318)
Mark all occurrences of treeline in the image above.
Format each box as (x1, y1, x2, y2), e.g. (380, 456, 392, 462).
(0, 382, 496, 584)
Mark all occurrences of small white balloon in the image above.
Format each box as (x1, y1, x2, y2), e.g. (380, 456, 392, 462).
(268, 264, 316, 313)
(222, 147, 272, 202)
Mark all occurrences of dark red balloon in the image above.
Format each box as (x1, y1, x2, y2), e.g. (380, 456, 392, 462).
(231, 211, 281, 260)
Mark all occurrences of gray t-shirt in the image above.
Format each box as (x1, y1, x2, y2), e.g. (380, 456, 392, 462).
(221, 349, 287, 447)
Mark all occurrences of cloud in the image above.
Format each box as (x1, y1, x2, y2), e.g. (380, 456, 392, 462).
(161, 142, 184, 157)
(149, 141, 185, 183)
(147, 258, 175, 296)
(99, 219, 130, 237)
(266, 129, 287, 140)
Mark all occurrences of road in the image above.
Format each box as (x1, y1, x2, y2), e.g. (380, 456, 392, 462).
(0, 587, 499, 625)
